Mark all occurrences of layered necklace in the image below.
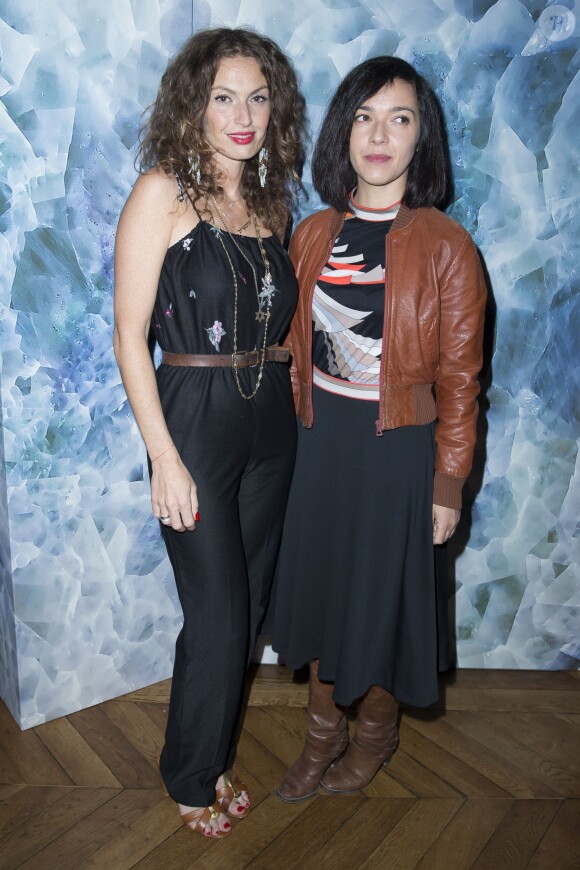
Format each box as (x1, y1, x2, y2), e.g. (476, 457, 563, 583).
(209, 195, 278, 400)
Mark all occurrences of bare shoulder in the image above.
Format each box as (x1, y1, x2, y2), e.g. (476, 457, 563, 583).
(127, 168, 181, 215)
(119, 169, 200, 246)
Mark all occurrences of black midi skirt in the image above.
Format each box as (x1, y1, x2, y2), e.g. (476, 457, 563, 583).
(271, 385, 449, 708)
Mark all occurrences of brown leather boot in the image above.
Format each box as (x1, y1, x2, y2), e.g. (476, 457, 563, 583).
(277, 661, 349, 803)
(320, 685, 399, 794)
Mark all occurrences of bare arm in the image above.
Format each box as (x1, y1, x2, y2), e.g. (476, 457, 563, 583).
(114, 171, 199, 531)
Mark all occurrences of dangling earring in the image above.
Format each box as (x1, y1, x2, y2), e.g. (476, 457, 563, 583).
(258, 147, 268, 188)
(188, 151, 201, 186)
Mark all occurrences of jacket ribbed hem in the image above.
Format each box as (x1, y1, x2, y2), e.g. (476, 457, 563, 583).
(413, 384, 437, 425)
(380, 384, 436, 430)
(433, 471, 465, 510)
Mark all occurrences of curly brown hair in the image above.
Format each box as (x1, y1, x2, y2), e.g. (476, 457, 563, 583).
(137, 27, 306, 238)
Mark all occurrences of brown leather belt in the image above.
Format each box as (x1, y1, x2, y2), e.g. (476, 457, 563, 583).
(161, 346, 290, 368)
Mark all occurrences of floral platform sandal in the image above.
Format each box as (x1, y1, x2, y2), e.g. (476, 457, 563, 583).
(181, 803, 232, 839)
(216, 770, 251, 818)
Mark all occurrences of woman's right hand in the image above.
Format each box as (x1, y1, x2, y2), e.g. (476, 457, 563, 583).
(151, 448, 199, 532)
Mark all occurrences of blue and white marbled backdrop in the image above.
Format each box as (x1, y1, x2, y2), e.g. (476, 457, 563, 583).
(0, 0, 578, 727)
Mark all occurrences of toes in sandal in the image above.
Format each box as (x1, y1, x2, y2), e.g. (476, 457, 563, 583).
(181, 802, 231, 839)
(216, 770, 251, 818)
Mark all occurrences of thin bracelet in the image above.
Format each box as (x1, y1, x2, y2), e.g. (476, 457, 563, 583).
(151, 443, 175, 463)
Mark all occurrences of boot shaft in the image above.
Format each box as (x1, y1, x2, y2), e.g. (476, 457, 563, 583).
(352, 684, 399, 755)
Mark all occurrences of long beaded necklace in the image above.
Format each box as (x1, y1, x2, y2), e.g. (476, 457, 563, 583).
(209, 195, 278, 400)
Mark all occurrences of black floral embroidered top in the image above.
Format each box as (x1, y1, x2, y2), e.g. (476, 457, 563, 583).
(153, 220, 297, 357)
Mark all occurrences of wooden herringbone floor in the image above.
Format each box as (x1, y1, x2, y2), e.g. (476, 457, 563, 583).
(1, 668, 579, 869)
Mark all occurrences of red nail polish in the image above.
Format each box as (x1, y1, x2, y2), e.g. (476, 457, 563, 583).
(195, 511, 200, 522)
(224, 822, 231, 829)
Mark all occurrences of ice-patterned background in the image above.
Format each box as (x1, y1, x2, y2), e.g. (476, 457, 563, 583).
(0, 0, 578, 728)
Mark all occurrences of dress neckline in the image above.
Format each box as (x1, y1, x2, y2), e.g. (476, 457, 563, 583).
(347, 193, 401, 222)
(167, 219, 276, 253)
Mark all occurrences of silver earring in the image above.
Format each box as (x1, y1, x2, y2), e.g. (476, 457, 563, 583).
(258, 147, 268, 188)
(188, 151, 201, 185)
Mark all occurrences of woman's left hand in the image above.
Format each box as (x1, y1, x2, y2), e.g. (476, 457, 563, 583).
(432, 504, 460, 545)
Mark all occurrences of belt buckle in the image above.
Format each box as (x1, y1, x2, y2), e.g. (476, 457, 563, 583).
(232, 350, 259, 367)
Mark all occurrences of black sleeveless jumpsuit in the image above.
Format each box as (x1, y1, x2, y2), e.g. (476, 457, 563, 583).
(153, 218, 297, 806)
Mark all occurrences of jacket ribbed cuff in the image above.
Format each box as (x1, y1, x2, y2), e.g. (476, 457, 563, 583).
(433, 471, 465, 510)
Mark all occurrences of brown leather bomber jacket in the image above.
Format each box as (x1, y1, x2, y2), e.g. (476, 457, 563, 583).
(284, 204, 487, 510)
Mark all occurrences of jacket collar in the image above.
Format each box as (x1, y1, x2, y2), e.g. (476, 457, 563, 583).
(391, 202, 418, 231)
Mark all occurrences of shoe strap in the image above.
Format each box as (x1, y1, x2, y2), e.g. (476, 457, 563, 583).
(216, 770, 247, 803)
(181, 802, 221, 830)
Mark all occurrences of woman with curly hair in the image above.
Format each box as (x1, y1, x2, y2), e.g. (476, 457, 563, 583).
(114, 27, 305, 839)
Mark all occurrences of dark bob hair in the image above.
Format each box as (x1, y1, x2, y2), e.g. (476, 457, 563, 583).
(312, 56, 450, 211)
(138, 28, 305, 239)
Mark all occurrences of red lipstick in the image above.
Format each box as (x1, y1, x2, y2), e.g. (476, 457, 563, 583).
(227, 132, 256, 145)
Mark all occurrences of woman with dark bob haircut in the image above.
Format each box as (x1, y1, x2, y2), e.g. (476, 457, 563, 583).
(272, 56, 486, 801)
(114, 28, 305, 838)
